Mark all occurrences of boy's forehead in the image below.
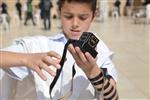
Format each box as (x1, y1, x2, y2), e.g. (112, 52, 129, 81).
(63, 0, 89, 4)
(61, 1, 92, 14)
(58, 0, 96, 13)
(62, 1, 91, 10)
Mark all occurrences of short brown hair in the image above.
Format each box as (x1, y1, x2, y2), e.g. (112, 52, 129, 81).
(57, 0, 97, 14)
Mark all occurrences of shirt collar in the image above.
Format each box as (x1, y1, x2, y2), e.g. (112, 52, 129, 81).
(48, 32, 68, 44)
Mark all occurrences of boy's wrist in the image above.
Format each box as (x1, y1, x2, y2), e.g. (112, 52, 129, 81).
(83, 65, 101, 78)
(20, 54, 29, 67)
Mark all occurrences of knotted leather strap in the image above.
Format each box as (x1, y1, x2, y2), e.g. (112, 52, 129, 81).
(49, 39, 76, 99)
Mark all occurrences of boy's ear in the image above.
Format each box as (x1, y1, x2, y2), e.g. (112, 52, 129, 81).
(92, 10, 98, 21)
(95, 8, 100, 17)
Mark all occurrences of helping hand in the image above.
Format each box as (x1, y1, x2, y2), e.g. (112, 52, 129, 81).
(23, 51, 61, 81)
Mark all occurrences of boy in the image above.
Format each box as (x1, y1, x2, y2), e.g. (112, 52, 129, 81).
(1, 0, 118, 99)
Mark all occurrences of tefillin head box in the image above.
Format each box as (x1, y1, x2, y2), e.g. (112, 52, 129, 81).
(73, 32, 99, 58)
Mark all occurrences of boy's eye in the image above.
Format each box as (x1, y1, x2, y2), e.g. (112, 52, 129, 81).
(64, 15, 73, 19)
(79, 16, 88, 20)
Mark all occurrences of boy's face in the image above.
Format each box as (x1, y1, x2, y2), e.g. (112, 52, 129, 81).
(60, 1, 95, 40)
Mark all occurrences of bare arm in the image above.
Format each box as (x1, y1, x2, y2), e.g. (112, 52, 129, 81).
(0, 51, 61, 81)
(86, 66, 118, 100)
(68, 44, 118, 99)
(0, 51, 27, 67)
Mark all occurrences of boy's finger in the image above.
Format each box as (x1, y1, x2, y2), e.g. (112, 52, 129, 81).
(47, 51, 61, 59)
(85, 52, 95, 63)
(39, 62, 57, 76)
(75, 47, 87, 62)
(68, 44, 75, 53)
(43, 56, 61, 69)
(34, 66, 47, 81)
(68, 44, 80, 60)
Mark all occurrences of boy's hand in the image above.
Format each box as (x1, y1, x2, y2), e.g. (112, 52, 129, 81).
(68, 44, 98, 75)
(23, 51, 61, 81)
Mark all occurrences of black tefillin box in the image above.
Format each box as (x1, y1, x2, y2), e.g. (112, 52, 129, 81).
(73, 32, 99, 58)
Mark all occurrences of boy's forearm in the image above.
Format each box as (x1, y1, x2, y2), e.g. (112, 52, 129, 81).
(0, 51, 26, 68)
(83, 65, 101, 78)
(85, 66, 118, 100)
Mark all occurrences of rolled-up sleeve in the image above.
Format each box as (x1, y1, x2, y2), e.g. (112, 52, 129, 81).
(96, 40, 118, 82)
(101, 57, 118, 82)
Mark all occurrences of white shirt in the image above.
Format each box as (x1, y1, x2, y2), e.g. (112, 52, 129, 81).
(2, 33, 118, 100)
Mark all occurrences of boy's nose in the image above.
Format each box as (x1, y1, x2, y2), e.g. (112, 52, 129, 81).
(72, 18, 79, 29)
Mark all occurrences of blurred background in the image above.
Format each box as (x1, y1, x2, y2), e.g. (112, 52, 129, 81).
(0, 0, 150, 100)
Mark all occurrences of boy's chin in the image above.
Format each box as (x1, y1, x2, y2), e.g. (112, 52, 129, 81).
(64, 32, 81, 40)
(70, 36, 80, 40)
(71, 34, 82, 40)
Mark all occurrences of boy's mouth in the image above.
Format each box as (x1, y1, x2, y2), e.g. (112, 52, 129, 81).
(70, 30, 81, 37)
(71, 29, 80, 32)
(70, 29, 80, 34)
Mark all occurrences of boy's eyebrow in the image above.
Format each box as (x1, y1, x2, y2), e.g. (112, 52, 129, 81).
(79, 13, 90, 16)
(63, 12, 72, 15)
(63, 12, 90, 16)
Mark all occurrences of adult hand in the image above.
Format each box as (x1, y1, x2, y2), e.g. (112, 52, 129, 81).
(23, 51, 61, 81)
